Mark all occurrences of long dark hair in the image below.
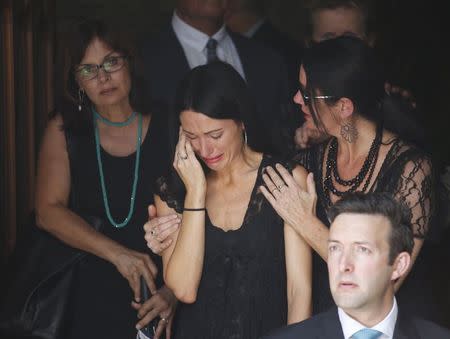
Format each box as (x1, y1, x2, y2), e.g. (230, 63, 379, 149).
(301, 35, 427, 149)
(54, 18, 151, 133)
(157, 62, 279, 211)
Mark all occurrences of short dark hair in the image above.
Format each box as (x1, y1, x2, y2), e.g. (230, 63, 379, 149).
(56, 18, 151, 133)
(328, 192, 414, 264)
(305, 0, 374, 41)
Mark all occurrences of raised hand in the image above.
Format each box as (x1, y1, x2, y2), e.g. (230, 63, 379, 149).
(173, 127, 206, 194)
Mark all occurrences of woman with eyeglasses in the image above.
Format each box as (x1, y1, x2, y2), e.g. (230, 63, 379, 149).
(34, 19, 176, 338)
(260, 36, 435, 316)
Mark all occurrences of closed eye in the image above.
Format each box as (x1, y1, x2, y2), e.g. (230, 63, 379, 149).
(210, 133, 222, 140)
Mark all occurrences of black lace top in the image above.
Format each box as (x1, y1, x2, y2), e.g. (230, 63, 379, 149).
(294, 138, 434, 314)
(156, 155, 295, 339)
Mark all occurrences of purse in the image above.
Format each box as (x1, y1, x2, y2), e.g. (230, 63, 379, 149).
(0, 212, 103, 339)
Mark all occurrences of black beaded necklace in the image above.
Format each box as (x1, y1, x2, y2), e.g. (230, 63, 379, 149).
(323, 124, 383, 206)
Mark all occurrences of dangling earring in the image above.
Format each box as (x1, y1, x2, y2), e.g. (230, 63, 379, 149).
(243, 129, 248, 146)
(340, 120, 358, 143)
(78, 88, 85, 112)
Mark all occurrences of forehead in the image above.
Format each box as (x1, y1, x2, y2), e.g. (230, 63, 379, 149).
(80, 37, 114, 64)
(312, 7, 365, 42)
(180, 110, 237, 130)
(330, 213, 391, 244)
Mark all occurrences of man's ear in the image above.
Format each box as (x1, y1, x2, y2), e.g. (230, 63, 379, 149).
(391, 252, 411, 281)
(336, 97, 354, 120)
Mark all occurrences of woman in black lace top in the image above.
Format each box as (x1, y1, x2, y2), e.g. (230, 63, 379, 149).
(145, 62, 312, 338)
(260, 36, 434, 315)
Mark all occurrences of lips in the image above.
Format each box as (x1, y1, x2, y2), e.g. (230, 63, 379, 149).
(202, 154, 223, 165)
(338, 281, 358, 289)
(99, 87, 117, 95)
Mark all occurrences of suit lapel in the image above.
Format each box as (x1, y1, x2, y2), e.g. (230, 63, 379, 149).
(393, 311, 420, 339)
(320, 308, 346, 339)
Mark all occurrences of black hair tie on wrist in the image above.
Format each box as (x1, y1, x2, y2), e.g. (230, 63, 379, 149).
(183, 207, 206, 211)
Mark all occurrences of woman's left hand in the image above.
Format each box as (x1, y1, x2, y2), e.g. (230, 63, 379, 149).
(260, 164, 317, 235)
(133, 285, 178, 339)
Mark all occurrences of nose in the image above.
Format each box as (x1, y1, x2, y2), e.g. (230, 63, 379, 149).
(194, 138, 213, 158)
(293, 89, 301, 104)
(97, 67, 111, 83)
(338, 249, 354, 273)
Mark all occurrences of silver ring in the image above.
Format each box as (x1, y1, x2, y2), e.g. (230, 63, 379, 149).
(277, 184, 285, 190)
(150, 228, 156, 236)
(161, 317, 168, 324)
(271, 188, 279, 194)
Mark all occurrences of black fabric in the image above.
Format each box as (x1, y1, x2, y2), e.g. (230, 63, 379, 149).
(63, 112, 170, 339)
(157, 155, 293, 339)
(0, 214, 103, 339)
(294, 138, 437, 319)
(262, 307, 450, 339)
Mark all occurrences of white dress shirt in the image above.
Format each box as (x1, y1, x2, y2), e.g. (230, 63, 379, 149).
(338, 298, 398, 339)
(171, 11, 246, 80)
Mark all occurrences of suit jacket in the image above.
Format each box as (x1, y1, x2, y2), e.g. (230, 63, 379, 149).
(140, 24, 296, 153)
(252, 20, 304, 91)
(261, 307, 450, 339)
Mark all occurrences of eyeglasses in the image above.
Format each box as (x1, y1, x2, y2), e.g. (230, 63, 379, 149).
(75, 55, 127, 81)
(299, 87, 334, 106)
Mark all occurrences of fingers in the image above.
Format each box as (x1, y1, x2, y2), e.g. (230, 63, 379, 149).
(148, 204, 157, 220)
(136, 306, 159, 331)
(274, 164, 297, 187)
(142, 261, 157, 295)
(260, 185, 277, 206)
(153, 318, 168, 339)
(263, 166, 287, 191)
(306, 172, 316, 197)
(131, 272, 141, 303)
(144, 214, 180, 235)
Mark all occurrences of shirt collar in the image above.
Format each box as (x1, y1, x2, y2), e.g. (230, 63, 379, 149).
(338, 298, 398, 339)
(172, 11, 228, 53)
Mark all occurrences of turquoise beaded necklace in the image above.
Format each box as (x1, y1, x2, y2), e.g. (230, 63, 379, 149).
(93, 109, 142, 228)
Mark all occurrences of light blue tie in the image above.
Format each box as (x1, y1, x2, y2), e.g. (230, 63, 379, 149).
(352, 328, 383, 339)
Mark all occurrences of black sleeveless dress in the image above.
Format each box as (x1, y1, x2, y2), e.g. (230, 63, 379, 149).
(294, 138, 437, 319)
(158, 155, 292, 339)
(64, 113, 170, 339)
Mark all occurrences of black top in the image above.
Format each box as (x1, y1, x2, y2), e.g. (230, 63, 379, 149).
(64, 112, 170, 339)
(294, 138, 435, 317)
(157, 155, 293, 339)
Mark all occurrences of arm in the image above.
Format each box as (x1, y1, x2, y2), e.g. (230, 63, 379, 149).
(260, 164, 330, 261)
(155, 130, 207, 303)
(35, 115, 157, 298)
(284, 166, 312, 323)
(155, 193, 205, 304)
(393, 157, 433, 291)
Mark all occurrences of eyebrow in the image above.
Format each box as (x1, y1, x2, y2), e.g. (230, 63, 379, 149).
(183, 128, 223, 135)
(327, 240, 372, 246)
(78, 51, 118, 67)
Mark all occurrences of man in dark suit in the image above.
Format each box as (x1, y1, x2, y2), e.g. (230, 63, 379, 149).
(263, 193, 450, 339)
(141, 0, 295, 153)
(224, 0, 304, 96)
